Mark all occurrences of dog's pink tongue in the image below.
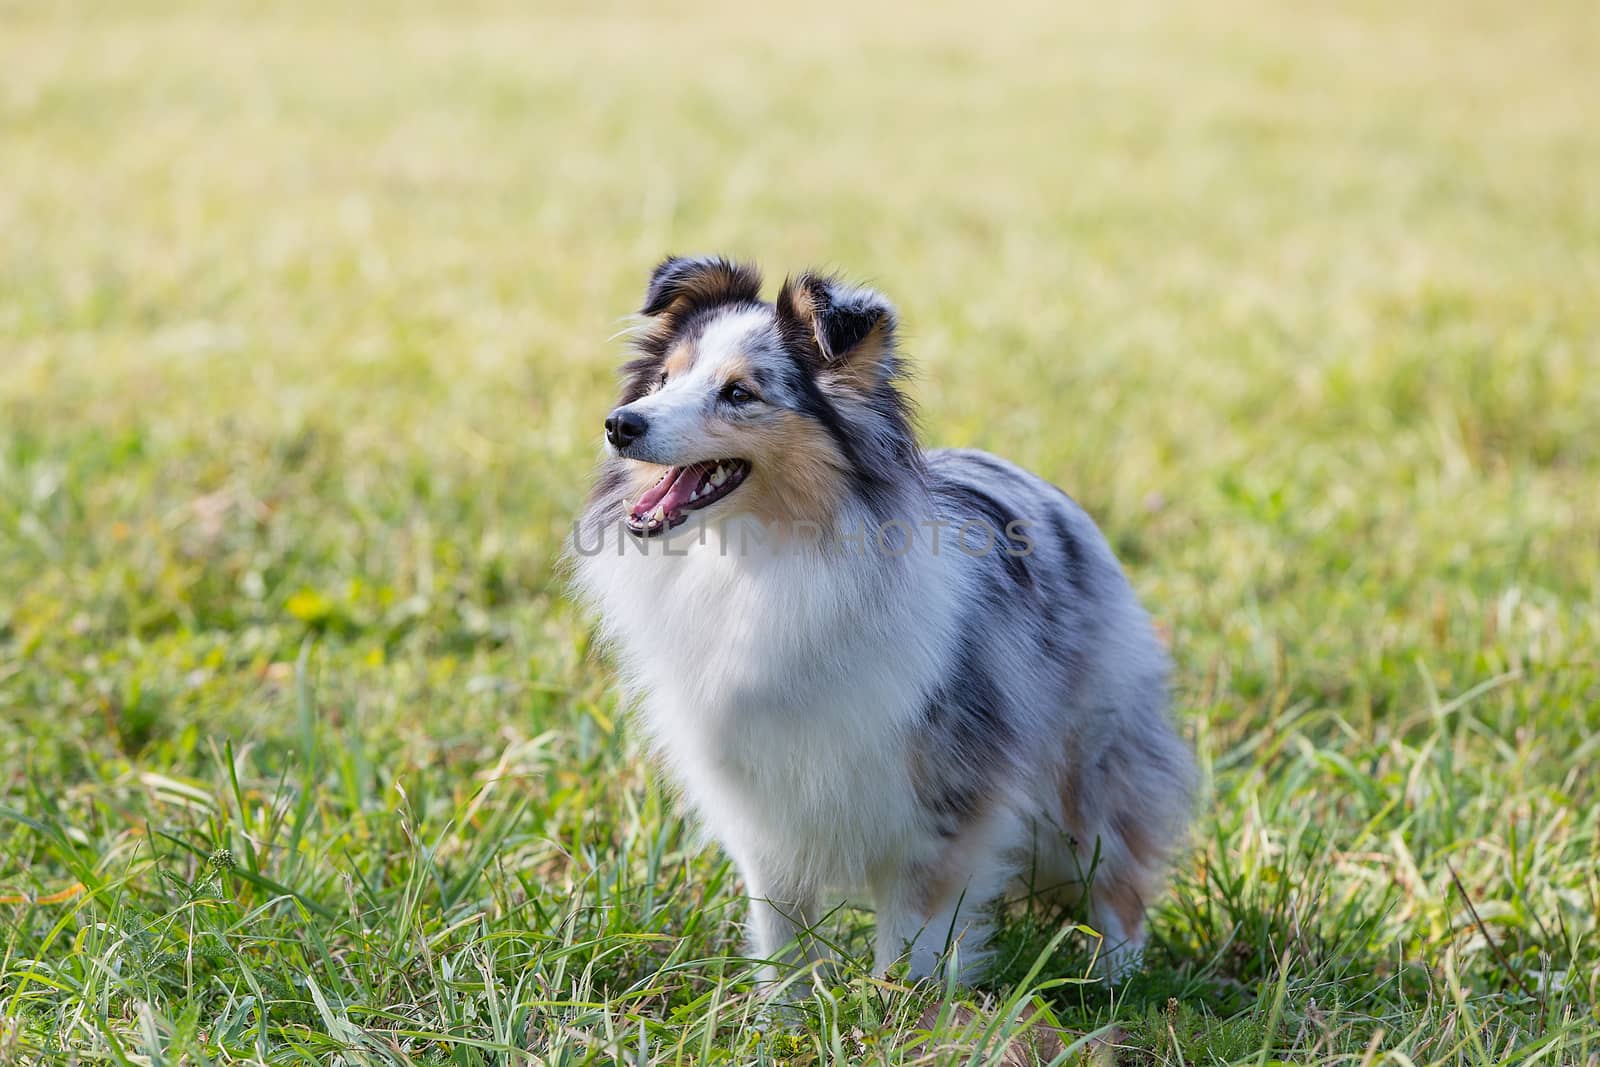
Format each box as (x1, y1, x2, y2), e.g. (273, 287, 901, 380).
(655, 462, 710, 515)
(629, 463, 708, 521)
(631, 469, 679, 520)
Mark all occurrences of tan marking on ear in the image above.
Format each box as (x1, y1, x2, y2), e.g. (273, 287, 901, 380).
(647, 259, 763, 319)
(673, 265, 754, 311)
(818, 320, 893, 394)
(781, 280, 816, 324)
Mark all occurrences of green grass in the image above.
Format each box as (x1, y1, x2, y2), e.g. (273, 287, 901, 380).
(2, 0, 1598, 1062)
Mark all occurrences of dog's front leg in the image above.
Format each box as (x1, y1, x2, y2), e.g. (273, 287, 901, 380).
(872, 871, 993, 983)
(742, 867, 821, 992)
(871, 831, 1013, 985)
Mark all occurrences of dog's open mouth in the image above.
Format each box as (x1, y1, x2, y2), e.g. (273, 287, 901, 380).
(628, 459, 751, 537)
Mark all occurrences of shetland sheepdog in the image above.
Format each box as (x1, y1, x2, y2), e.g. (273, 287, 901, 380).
(572, 256, 1193, 986)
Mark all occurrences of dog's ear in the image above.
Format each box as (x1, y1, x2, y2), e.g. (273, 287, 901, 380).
(640, 256, 763, 318)
(776, 272, 897, 382)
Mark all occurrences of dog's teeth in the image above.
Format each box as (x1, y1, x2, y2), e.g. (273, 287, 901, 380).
(711, 466, 727, 487)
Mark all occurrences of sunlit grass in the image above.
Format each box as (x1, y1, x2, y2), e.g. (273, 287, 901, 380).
(2, 0, 1597, 1062)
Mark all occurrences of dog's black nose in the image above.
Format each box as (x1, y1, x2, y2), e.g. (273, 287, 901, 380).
(604, 408, 648, 449)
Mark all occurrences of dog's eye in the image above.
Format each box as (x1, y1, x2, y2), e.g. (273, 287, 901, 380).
(721, 382, 755, 405)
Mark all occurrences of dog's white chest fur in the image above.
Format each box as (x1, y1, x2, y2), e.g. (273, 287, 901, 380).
(579, 529, 963, 886)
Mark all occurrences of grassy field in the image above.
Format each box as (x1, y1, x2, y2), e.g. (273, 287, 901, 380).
(3, 0, 1598, 1062)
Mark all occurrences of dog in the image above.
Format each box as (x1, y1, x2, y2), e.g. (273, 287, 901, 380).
(571, 256, 1194, 986)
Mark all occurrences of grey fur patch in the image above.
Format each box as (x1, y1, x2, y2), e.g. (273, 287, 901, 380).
(914, 642, 1015, 838)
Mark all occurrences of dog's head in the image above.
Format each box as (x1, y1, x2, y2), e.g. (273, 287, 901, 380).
(598, 256, 917, 537)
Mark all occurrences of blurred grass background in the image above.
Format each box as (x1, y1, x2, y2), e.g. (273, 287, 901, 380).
(2, 0, 1597, 1062)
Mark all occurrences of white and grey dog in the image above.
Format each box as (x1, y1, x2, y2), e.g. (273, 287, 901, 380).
(572, 256, 1193, 985)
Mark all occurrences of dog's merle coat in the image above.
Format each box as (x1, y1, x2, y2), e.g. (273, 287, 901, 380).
(573, 257, 1194, 984)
